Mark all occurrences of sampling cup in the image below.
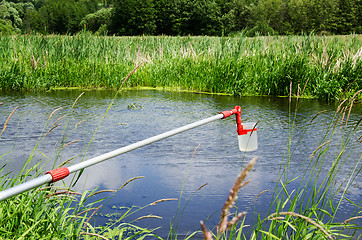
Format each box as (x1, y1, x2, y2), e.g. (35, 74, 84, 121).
(238, 122, 258, 152)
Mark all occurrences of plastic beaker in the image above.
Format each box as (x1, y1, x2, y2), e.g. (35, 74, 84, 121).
(238, 122, 258, 152)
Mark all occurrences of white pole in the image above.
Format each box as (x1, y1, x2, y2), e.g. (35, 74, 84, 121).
(68, 113, 224, 173)
(0, 113, 226, 201)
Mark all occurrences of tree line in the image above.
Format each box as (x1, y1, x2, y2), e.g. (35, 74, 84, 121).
(0, 0, 361, 36)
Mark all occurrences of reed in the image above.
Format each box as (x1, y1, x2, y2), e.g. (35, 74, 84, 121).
(0, 94, 162, 239)
(195, 91, 361, 240)
(250, 92, 361, 239)
(0, 33, 361, 100)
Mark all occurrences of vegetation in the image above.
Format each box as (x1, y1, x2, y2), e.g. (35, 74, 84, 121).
(0, 93, 165, 239)
(0, 0, 361, 36)
(0, 82, 360, 239)
(200, 92, 361, 239)
(0, 33, 361, 100)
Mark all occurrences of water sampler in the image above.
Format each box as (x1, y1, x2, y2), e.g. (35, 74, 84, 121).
(0, 106, 258, 201)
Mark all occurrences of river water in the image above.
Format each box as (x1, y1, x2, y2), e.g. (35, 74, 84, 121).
(0, 90, 361, 239)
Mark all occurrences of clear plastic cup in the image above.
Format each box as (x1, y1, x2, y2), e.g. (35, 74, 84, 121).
(238, 122, 258, 152)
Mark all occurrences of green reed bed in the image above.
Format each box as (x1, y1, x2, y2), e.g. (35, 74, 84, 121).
(0, 33, 361, 100)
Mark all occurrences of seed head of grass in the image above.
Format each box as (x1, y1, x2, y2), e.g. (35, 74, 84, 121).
(200, 157, 257, 239)
(267, 211, 334, 240)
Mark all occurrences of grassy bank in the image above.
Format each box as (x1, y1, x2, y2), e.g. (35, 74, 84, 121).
(0, 88, 361, 239)
(0, 33, 361, 100)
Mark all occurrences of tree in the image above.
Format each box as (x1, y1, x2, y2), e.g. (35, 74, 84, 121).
(0, 1, 22, 33)
(110, 0, 156, 35)
(80, 7, 112, 33)
(38, 0, 92, 34)
(154, 0, 175, 35)
(172, 0, 222, 35)
(0, 18, 14, 33)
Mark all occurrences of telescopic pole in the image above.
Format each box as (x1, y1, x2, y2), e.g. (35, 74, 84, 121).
(0, 107, 241, 201)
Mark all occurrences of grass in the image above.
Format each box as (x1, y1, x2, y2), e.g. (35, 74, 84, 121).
(198, 90, 361, 239)
(0, 89, 361, 239)
(0, 90, 164, 239)
(0, 32, 361, 100)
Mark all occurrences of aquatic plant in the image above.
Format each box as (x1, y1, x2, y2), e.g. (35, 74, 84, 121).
(0, 91, 164, 239)
(198, 89, 361, 240)
(0, 33, 361, 100)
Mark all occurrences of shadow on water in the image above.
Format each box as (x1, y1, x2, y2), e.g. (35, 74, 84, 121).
(0, 89, 360, 239)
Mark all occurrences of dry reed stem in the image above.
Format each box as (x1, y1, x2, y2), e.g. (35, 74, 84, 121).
(200, 221, 214, 240)
(255, 189, 270, 199)
(150, 198, 178, 206)
(84, 204, 102, 227)
(31, 54, 40, 69)
(74, 120, 86, 129)
(250, 121, 259, 137)
(46, 190, 82, 198)
(345, 101, 353, 127)
(340, 106, 346, 126)
(135, 214, 163, 221)
(226, 212, 247, 231)
(239, 180, 251, 188)
(300, 78, 310, 97)
(119, 176, 144, 190)
(309, 140, 332, 159)
(49, 107, 63, 120)
(61, 140, 80, 149)
(1, 106, 18, 136)
(45, 123, 62, 137)
(310, 110, 327, 124)
(337, 98, 348, 113)
(342, 216, 362, 224)
(198, 183, 208, 191)
(289, 81, 292, 102)
(355, 117, 362, 129)
(72, 92, 85, 109)
(80, 232, 109, 240)
(192, 144, 201, 158)
(58, 156, 76, 168)
(51, 115, 66, 128)
(71, 208, 98, 222)
(341, 79, 358, 99)
(268, 212, 333, 240)
(218, 157, 257, 236)
(351, 89, 362, 99)
(296, 83, 300, 101)
(87, 189, 117, 198)
(122, 61, 145, 85)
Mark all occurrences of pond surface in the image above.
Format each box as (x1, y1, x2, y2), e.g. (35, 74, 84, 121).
(0, 90, 361, 239)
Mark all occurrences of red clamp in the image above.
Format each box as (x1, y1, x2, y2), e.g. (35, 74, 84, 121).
(46, 167, 70, 183)
(220, 106, 241, 119)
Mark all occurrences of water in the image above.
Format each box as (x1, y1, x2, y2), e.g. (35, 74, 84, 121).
(0, 90, 361, 238)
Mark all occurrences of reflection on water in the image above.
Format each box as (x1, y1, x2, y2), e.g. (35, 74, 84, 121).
(0, 90, 361, 238)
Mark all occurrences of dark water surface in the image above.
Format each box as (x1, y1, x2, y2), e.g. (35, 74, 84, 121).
(0, 90, 361, 239)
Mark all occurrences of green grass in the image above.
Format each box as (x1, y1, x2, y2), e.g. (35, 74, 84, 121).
(198, 93, 361, 239)
(0, 90, 361, 239)
(0, 93, 162, 239)
(0, 33, 361, 100)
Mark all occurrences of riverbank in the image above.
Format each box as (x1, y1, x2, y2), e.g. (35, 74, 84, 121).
(1, 89, 361, 239)
(0, 33, 361, 100)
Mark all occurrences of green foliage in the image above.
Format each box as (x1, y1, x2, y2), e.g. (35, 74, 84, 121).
(0, 18, 14, 33)
(0, 1, 23, 33)
(172, 0, 222, 36)
(0, 94, 161, 239)
(0, 34, 361, 101)
(111, 0, 156, 35)
(80, 7, 112, 34)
